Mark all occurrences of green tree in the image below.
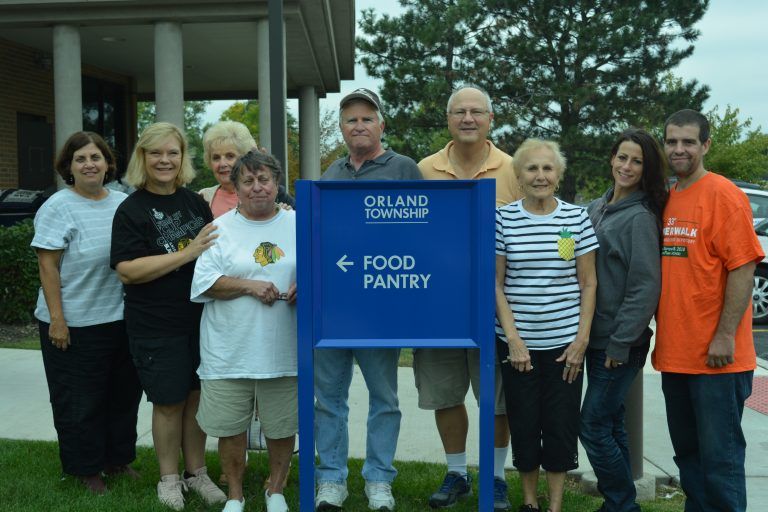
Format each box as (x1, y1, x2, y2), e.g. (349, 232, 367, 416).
(320, 109, 347, 170)
(706, 106, 768, 184)
(358, 0, 711, 201)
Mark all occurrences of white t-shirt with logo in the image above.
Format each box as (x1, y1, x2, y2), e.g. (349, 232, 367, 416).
(191, 208, 297, 379)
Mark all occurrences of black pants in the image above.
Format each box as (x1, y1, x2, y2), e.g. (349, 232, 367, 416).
(498, 339, 583, 472)
(39, 320, 143, 476)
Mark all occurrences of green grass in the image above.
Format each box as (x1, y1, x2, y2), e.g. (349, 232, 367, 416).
(0, 336, 38, 350)
(398, 348, 413, 367)
(0, 439, 684, 511)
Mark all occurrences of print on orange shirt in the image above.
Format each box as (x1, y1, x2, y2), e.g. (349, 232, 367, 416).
(660, 216, 699, 257)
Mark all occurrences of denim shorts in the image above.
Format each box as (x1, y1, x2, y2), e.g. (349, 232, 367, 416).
(129, 332, 201, 405)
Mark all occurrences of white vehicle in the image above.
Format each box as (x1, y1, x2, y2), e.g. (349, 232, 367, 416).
(752, 217, 768, 324)
(738, 183, 768, 226)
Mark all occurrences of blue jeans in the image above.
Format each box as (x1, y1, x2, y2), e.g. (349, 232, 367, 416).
(314, 348, 401, 483)
(661, 371, 753, 512)
(580, 347, 645, 512)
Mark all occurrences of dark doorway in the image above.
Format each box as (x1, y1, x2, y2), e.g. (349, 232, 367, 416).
(83, 76, 128, 178)
(17, 113, 54, 190)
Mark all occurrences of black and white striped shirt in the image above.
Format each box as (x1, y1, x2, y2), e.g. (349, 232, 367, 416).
(495, 199, 598, 349)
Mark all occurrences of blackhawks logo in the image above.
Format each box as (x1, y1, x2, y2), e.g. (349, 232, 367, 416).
(254, 241, 285, 267)
(557, 228, 575, 261)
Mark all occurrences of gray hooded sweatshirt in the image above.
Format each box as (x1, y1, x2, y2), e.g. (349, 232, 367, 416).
(586, 188, 661, 363)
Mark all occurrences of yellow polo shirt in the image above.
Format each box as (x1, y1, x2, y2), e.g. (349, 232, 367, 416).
(418, 140, 521, 207)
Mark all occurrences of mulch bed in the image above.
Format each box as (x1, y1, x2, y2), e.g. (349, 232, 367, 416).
(0, 323, 38, 344)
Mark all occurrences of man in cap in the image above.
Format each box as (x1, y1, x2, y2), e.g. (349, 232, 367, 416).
(416, 84, 521, 510)
(314, 88, 422, 511)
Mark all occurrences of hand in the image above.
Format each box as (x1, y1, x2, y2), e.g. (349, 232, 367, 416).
(505, 338, 532, 373)
(277, 202, 293, 211)
(604, 356, 624, 369)
(285, 283, 297, 305)
(48, 318, 70, 351)
(556, 341, 586, 383)
(249, 280, 280, 306)
(186, 223, 219, 258)
(707, 332, 735, 368)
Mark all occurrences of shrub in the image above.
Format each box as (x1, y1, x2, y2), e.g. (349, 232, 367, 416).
(0, 219, 39, 324)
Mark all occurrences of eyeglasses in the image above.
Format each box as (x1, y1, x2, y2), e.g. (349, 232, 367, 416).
(448, 109, 490, 119)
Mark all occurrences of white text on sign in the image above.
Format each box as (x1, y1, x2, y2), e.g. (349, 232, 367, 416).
(364, 194, 429, 222)
(363, 255, 431, 289)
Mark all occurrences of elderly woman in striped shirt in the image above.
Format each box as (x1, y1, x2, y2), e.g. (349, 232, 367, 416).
(494, 138, 598, 512)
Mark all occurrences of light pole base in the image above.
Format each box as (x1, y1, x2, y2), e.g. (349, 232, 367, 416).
(578, 471, 657, 501)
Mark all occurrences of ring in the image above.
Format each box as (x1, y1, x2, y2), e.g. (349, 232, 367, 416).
(565, 364, 571, 368)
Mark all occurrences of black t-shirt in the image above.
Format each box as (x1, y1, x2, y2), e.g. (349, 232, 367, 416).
(110, 187, 213, 337)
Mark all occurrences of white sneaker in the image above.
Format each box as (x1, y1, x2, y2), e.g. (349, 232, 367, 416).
(265, 489, 289, 512)
(222, 498, 245, 512)
(157, 474, 187, 511)
(365, 481, 395, 511)
(184, 466, 227, 505)
(315, 481, 348, 510)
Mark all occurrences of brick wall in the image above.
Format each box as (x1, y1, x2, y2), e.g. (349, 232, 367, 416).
(0, 38, 55, 189)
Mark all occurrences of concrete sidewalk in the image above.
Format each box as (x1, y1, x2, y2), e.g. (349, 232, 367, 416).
(1, 347, 767, 506)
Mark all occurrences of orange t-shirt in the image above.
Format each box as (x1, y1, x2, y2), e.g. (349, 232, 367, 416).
(652, 172, 763, 374)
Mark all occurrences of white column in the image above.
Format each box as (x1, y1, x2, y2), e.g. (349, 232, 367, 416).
(154, 22, 184, 129)
(53, 25, 82, 151)
(257, 18, 271, 150)
(299, 86, 321, 180)
(53, 25, 82, 189)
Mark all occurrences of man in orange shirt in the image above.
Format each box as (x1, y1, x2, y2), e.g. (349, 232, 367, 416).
(653, 109, 763, 512)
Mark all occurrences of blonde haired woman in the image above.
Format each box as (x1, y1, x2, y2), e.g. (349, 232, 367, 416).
(111, 122, 225, 510)
(199, 121, 257, 218)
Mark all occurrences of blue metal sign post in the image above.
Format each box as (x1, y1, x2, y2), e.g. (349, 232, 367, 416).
(297, 179, 496, 511)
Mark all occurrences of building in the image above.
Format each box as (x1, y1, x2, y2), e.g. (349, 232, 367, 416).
(0, 0, 354, 190)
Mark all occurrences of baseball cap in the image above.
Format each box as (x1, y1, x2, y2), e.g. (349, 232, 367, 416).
(339, 88, 382, 111)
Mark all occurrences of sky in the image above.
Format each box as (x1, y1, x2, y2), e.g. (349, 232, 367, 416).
(204, 0, 768, 132)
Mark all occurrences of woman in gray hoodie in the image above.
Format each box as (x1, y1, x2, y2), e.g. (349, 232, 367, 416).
(580, 128, 668, 512)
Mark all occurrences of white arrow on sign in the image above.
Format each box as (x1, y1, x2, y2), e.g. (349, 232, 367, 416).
(336, 254, 354, 272)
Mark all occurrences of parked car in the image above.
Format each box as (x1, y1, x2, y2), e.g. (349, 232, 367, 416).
(753, 218, 768, 324)
(740, 186, 768, 226)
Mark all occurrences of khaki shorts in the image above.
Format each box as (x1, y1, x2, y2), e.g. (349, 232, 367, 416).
(413, 348, 506, 414)
(197, 377, 298, 439)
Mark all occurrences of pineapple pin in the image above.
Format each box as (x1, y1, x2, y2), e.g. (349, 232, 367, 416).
(557, 228, 575, 261)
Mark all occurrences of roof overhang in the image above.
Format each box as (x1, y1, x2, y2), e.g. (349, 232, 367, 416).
(0, 0, 356, 99)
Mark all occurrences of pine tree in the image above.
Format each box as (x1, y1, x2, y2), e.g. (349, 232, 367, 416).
(358, 0, 711, 201)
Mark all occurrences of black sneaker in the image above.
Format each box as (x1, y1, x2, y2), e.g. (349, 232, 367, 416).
(493, 477, 510, 510)
(428, 471, 472, 508)
(518, 505, 540, 512)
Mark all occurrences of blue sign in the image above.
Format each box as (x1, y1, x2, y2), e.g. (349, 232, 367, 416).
(297, 180, 496, 511)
